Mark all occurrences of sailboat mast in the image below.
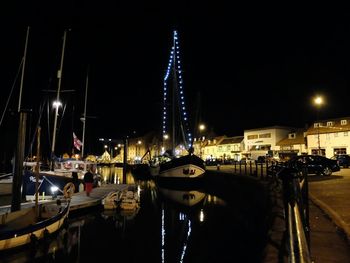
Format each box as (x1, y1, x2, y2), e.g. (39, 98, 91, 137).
(18, 26, 30, 112)
(172, 34, 176, 156)
(51, 29, 68, 161)
(81, 67, 89, 158)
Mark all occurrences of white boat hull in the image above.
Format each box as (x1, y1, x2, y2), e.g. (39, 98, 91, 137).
(159, 163, 205, 178)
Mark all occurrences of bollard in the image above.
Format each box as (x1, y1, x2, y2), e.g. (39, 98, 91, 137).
(217, 163, 220, 170)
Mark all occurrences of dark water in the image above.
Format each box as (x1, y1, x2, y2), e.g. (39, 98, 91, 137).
(0, 170, 270, 263)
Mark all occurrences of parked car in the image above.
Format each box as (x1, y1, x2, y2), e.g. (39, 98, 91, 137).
(239, 157, 254, 164)
(330, 154, 350, 168)
(287, 155, 340, 176)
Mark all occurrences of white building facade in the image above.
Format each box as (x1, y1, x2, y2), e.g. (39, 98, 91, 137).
(306, 117, 350, 158)
(243, 126, 295, 160)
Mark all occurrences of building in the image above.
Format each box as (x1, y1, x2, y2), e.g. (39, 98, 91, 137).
(306, 117, 350, 158)
(276, 128, 307, 160)
(217, 136, 244, 162)
(202, 136, 226, 161)
(243, 126, 295, 160)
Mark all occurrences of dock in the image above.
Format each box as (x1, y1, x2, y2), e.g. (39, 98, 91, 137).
(0, 183, 131, 215)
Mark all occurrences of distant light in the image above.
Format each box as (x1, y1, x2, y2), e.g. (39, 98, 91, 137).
(314, 96, 324, 106)
(51, 186, 58, 193)
(199, 209, 205, 222)
(52, 100, 62, 108)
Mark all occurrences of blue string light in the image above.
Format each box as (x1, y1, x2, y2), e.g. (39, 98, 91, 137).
(162, 30, 192, 150)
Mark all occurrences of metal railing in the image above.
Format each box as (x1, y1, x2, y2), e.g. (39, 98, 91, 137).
(275, 165, 311, 263)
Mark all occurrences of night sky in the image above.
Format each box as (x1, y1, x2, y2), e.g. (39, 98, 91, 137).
(1, 2, 350, 155)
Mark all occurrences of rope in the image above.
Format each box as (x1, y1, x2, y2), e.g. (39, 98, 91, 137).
(0, 58, 24, 127)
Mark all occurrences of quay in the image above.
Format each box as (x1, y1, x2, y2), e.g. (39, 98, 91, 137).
(0, 183, 130, 215)
(207, 165, 350, 262)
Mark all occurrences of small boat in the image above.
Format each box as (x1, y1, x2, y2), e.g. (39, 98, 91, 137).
(102, 191, 121, 210)
(0, 199, 70, 251)
(119, 187, 140, 211)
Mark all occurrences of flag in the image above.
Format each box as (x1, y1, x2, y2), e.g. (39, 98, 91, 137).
(73, 132, 83, 151)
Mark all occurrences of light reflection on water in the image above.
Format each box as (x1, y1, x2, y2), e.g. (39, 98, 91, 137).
(0, 167, 268, 263)
(97, 165, 135, 185)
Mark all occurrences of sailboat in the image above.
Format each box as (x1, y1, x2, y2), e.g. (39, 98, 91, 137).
(0, 27, 70, 251)
(23, 30, 97, 199)
(151, 30, 205, 179)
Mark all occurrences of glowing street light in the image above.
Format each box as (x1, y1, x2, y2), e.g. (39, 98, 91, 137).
(313, 95, 324, 155)
(52, 100, 62, 108)
(198, 123, 207, 159)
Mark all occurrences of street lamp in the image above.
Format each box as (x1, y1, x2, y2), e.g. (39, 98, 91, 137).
(313, 96, 323, 155)
(198, 123, 206, 159)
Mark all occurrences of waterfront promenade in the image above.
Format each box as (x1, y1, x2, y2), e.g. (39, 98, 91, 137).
(207, 165, 350, 262)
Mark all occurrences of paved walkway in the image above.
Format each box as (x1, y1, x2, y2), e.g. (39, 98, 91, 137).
(308, 169, 350, 262)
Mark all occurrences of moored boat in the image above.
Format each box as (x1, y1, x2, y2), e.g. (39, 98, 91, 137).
(102, 191, 121, 210)
(153, 30, 205, 180)
(0, 199, 70, 251)
(119, 186, 140, 211)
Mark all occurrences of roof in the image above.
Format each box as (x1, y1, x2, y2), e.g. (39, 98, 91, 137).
(244, 125, 296, 132)
(306, 117, 350, 135)
(205, 136, 226, 146)
(219, 136, 244, 145)
(276, 129, 305, 146)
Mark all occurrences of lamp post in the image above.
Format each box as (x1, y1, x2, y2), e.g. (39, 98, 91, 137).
(198, 123, 206, 159)
(313, 96, 323, 155)
(136, 140, 142, 163)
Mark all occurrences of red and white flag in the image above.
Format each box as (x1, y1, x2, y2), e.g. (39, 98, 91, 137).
(73, 132, 83, 151)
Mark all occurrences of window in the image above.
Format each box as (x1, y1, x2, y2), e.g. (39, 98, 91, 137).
(327, 121, 333, 127)
(288, 133, 296, 139)
(259, 133, 271, 138)
(334, 148, 347, 155)
(247, 134, 258, 140)
(314, 123, 320, 128)
(311, 149, 326, 156)
(344, 132, 348, 136)
(341, 120, 347, 125)
(218, 146, 222, 152)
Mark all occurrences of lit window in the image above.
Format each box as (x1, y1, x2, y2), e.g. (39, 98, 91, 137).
(341, 120, 347, 125)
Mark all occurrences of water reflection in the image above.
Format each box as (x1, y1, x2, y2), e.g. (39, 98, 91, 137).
(97, 165, 135, 184)
(0, 167, 268, 263)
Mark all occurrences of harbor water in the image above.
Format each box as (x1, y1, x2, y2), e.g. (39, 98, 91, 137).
(0, 166, 270, 263)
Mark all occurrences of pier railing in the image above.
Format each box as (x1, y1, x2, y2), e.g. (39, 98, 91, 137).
(277, 166, 311, 263)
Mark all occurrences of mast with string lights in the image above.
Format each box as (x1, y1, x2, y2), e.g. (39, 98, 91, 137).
(162, 30, 192, 155)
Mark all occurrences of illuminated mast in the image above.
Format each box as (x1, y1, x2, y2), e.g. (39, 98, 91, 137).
(162, 30, 192, 154)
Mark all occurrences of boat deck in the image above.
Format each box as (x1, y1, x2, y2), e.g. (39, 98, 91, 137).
(0, 183, 131, 215)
